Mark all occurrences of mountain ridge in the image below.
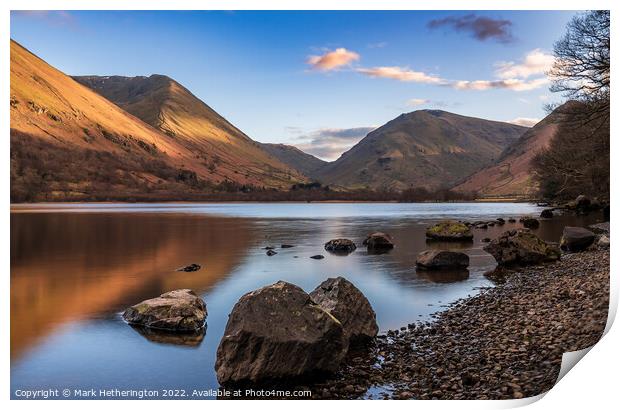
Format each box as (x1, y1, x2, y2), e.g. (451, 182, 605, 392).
(73, 74, 306, 188)
(314, 109, 528, 191)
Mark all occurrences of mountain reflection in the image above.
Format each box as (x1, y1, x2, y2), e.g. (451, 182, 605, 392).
(10, 213, 253, 358)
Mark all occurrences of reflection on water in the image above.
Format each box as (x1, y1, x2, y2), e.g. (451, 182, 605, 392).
(130, 326, 207, 348)
(416, 269, 470, 284)
(10, 203, 605, 397)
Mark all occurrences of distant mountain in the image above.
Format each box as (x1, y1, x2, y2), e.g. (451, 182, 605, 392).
(73, 74, 305, 188)
(260, 143, 327, 179)
(453, 104, 572, 198)
(314, 110, 527, 191)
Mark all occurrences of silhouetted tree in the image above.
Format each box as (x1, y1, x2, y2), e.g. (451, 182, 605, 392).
(533, 11, 610, 201)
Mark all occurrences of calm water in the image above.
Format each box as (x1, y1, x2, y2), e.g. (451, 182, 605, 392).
(10, 202, 604, 398)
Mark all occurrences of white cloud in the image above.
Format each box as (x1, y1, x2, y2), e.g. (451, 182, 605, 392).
(495, 49, 554, 79)
(306, 48, 360, 71)
(407, 98, 431, 106)
(356, 66, 443, 84)
(508, 117, 540, 127)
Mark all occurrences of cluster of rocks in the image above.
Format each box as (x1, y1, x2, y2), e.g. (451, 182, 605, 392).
(261, 232, 395, 258)
(540, 194, 609, 218)
(463, 218, 509, 230)
(120, 213, 609, 399)
(215, 277, 378, 385)
(310, 248, 609, 399)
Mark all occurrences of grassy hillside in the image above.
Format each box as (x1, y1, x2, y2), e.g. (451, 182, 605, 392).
(315, 110, 527, 191)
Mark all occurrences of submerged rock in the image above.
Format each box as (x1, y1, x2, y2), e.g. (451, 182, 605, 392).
(266, 249, 278, 256)
(215, 281, 347, 384)
(560, 226, 596, 252)
(483, 229, 560, 266)
(519, 217, 540, 229)
(416, 250, 470, 270)
(309, 276, 378, 345)
(362, 232, 394, 251)
(310, 254, 325, 260)
(425, 220, 473, 242)
(176, 263, 201, 272)
(324, 238, 357, 254)
(123, 289, 207, 332)
(281, 244, 295, 248)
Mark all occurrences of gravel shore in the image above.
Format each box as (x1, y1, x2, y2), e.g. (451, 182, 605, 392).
(312, 248, 609, 399)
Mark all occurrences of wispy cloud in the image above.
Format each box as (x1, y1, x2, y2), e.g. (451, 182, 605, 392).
(306, 48, 360, 71)
(427, 14, 515, 43)
(357, 66, 443, 84)
(452, 78, 549, 91)
(293, 126, 376, 161)
(367, 42, 388, 49)
(495, 49, 554, 79)
(406, 99, 452, 108)
(508, 117, 540, 127)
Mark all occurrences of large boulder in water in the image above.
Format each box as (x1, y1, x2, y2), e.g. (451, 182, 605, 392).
(362, 232, 394, 251)
(519, 216, 540, 229)
(215, 281, 347, 384)
(483, 229, 560, 266)
(425, 220, 473, 242)
(123, 289, 207, 331)
(560, 226, 596, 252)
(416, 250, 470, 270)
(309, 277, 378, 345)
(324, 238, 357, 254)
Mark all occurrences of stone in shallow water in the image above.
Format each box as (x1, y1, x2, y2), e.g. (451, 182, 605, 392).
(483, 229, 560, 266)
(176, 263, 201, 272)
(123, 289, 207, 332)
(519, 216, 540, 229)
(215, 281, 347, 384)
(362, 232, 394, 251)
(560, 226, 596, 252)
(415, 250, 469, 270)
(425, 220, 473, 242)
(310, 276, 378, 345)
(324, 238, 357, 254)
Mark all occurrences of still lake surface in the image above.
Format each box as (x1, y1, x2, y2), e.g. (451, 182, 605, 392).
(10, 202, 604, 398)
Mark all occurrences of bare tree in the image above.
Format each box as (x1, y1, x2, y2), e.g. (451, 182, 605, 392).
(533, 11, 610, 201)
(548, 10, 610, 119)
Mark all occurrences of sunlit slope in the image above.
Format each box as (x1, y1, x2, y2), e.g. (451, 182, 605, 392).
(74, 74, 306, 187)
(453, 105, 573, 198)
(10, 40, 187, 164)
(315, 110, 528, 191)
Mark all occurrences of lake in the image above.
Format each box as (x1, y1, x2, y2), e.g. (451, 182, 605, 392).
(10, 202, 605, 399)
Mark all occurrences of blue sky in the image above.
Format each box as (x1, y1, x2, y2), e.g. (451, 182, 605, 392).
(11, 10, 577, 160)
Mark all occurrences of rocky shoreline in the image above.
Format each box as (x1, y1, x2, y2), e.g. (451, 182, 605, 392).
(311, 248, 609, 399)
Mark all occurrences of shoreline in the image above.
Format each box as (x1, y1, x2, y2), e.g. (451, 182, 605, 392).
(311, 248, 609, 399)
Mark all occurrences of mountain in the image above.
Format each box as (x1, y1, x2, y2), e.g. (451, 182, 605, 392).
(453, 105, 572, 198)
(260, 143, 327, 179)
(73, 74, 304, 188)
(314, 110, 527, 191)
(10, 39, 305, 201)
